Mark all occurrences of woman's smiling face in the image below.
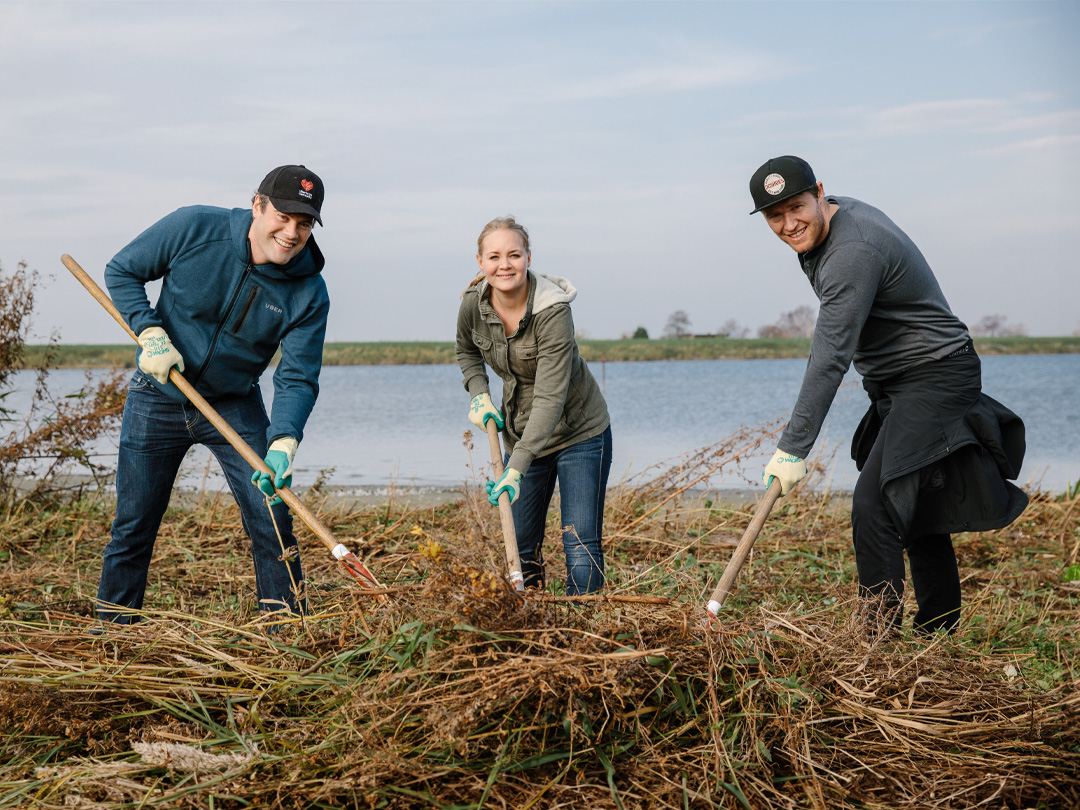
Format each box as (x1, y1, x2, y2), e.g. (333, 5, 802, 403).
(477, 228, 530, 294)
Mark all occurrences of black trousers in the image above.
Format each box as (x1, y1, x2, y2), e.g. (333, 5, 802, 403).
(851, 430, 962, 634)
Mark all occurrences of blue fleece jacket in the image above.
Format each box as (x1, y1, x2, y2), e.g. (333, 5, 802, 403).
(105, 205, 329, 443)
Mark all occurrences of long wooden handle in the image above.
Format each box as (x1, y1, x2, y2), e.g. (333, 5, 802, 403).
(705, 478, 781, 617)
(486, 419, 525, 591)
(61, 254, 383, 592)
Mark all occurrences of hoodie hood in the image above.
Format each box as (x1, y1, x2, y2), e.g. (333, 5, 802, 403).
(471, 271, 577, 327)
(230, 207, 326, 280)
(473, 271, 577, 313)
(530, 273, 577, 314)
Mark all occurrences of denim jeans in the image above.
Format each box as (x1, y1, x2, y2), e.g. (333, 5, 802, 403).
(96, 371, 304, 623)
(510, 425, 612, 595)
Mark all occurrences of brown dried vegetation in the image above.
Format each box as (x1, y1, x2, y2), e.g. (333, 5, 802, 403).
(0, 259, 126, 501)
(0, 417, 1077, 809)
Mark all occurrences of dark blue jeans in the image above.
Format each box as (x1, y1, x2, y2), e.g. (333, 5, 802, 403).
(510, 426, 612, 595)
(96, 372, 304, 623)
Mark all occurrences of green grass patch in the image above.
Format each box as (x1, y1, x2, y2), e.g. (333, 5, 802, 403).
(26, 334, 1080, 368)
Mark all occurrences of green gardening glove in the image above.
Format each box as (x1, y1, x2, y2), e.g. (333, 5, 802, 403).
(486, 467, 523, 506)
(468, 393, 505, 431)
(251, 437, 299, 506)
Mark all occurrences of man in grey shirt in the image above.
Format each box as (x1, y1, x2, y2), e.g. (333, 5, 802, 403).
(749, 155, 1026, 635)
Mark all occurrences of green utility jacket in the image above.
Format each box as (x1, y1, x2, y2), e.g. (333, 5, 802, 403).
(456, 272, 610, 474)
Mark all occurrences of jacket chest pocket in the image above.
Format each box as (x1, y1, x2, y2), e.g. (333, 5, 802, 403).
(231, 286, 261, 335)
(509, 341, 538, 380)
(230, 287, 287, 349)
(472, 330, 500, 368)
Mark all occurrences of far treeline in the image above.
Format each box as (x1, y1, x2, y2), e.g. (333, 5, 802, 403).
(27, 335, 1080, 369)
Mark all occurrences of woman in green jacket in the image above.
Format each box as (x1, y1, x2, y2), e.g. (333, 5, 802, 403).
(456, 217, 612, 595)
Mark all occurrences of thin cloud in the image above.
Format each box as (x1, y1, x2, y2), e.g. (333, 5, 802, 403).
(989, 110, 1080, 134)
(869, 99, 1011, 136)
(974, 134, 1080, 157)
(0, 4, 241, 55)
(926, 16, 1045, 46)
(556, 53, 786, 101)
(868, 99, 1080, 139)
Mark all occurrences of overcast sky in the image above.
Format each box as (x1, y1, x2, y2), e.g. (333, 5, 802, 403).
(2, 0, 1077, 345)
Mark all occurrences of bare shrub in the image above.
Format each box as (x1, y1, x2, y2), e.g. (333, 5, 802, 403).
(758, 304, 817, 338)
(0, 259, 126, 501)
(717, 318, 749, 338)
(663, 309, 692, 338)
(970, 313, 1028, 337)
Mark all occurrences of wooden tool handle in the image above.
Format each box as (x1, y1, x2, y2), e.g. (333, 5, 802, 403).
(486, 419, 525, 591)
(706, 478, 781, 616)
(61, 254, 383, 591)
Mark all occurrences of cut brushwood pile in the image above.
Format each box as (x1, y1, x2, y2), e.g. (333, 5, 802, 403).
(1, 430, 1077, 809)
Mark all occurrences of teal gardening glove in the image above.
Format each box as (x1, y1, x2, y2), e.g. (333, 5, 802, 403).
(137, 326, 185, 384)
(762, 449, 808, 495)
(468, 393, 505, 431)
(486, 467, 523, 506)
(252, 437, 299, 506)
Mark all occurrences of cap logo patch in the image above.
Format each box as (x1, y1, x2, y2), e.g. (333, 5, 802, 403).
(763, 173, 786, 196)
(300, 179, 314, 192)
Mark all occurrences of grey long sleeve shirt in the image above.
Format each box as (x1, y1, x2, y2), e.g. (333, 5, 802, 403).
(778, 196, 970, 459)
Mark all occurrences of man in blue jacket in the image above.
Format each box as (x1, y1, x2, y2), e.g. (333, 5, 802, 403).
(97, 165, 330, 626)
(749, 155, 1026, 635)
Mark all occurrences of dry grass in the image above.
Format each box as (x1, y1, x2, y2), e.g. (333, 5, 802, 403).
(0, 429, 1077, 809)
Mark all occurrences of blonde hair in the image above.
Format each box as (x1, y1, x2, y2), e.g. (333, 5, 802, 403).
(469, 216, 531, 288)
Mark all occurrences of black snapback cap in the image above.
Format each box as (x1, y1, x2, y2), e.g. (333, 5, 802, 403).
(748, 156, 817, 214)
(258, 165, 324, 225)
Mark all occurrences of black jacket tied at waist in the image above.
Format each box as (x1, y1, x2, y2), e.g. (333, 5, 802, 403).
(851, 349, 1028, 543)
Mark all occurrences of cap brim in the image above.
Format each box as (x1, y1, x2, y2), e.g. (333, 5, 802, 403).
(269, 198, 323, 226)
(749, 183, 817, 215)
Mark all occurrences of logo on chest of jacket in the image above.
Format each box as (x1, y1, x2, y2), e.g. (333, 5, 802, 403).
(264, 303, 283, 314)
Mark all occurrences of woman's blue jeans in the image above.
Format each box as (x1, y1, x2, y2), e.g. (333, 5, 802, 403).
(96, 372, 305, 623)
(510, 426, 612, 595)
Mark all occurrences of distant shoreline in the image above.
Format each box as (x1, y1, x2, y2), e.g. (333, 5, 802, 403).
(15, 475, 837, 509)
(25, 336, 1080, 369)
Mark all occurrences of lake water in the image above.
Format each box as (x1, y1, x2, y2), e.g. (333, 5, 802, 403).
(5, 355, 1078, 494)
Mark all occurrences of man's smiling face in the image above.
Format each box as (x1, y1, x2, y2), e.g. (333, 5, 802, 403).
(763, 184, 830, 254)
(249, 198, 314, 265)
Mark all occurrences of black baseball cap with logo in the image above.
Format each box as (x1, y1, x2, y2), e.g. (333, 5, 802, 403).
(258, 165, 325, 225)
(748, 156, 817, 214)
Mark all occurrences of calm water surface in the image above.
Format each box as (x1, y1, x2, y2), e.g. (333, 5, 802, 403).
(7, 355, 1078, 493)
